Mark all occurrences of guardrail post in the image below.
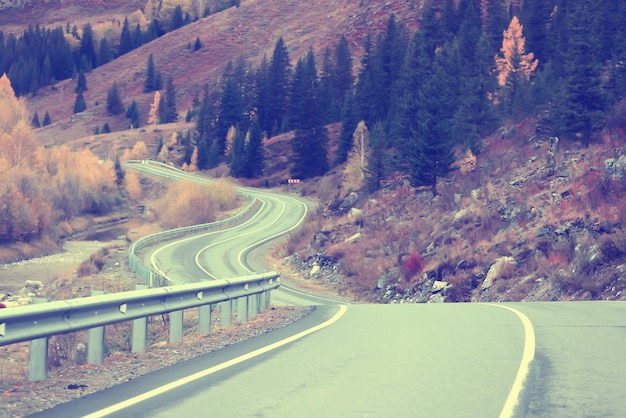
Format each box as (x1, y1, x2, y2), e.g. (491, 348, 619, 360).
(131, 285, 148, 353)
(169, 310, 183, 344)
(88, 290, 107, 365)
(28, 298, 50, 382)
(221, 301, 232, 329)
(198, 304, 211, 335)
(248, 294, 258, 319)
(237, 296, 248, 323)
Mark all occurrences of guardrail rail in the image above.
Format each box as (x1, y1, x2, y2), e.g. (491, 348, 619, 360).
(0, 193, 280, 381)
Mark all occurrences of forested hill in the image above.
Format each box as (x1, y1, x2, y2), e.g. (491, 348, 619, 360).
(2, 0, 626, 301)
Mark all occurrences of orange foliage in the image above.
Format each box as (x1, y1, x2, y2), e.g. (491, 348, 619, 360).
(153, 179, 238, 229)
(495, 16, 538, 87)
(125, 171, 142, 201)
(0, 74, 124, 244)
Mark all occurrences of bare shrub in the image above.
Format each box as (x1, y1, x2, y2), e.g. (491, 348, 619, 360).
(153, 179, 238, 229)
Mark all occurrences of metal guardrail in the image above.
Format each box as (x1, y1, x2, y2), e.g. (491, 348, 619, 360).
(0, 174, 280, 381)
(128, 197, 261, 287)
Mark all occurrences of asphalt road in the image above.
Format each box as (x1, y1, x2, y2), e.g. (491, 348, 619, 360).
(32, 162, 625, 418)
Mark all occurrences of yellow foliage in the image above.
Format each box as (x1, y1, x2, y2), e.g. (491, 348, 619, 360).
(125, 172, 142, 201)
(457, 149, 477, 174)
(495, 16, 538, 87)
(153, 179, 237, 229)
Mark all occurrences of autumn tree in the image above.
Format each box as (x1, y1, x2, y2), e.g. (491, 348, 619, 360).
(148, 91, 160, 124)
(343, 121, 370, 192)
(495, 16, 538, 118)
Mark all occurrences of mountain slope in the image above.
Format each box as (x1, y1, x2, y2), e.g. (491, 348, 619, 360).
(26, 0, 419, 152)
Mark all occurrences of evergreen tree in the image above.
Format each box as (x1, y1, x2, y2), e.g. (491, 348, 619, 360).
(79, 23, 97, 70)
(75, 69, 87, 94)
(550, 1, 607, 146)
(126, 100, 140, 128)
(410, 57, 457, 196)
(102, 122, 111, 134)
(73, 91, 87, 113)
(244, 117, 265, 178)
(171, 5, 185, 31)
(42, 111, 51, 126)
(364, 121, 387, 192)
(114, 158, 125, 186)
(106, 82, 124, 115)
(290, 50, 329, 179)
(161, 77, 178, 123)
(194, 36, 202, 51)
(97, 37, 113, 66)
(261, 37, 291, 135)
(484, 0, 510, 55)
(217, 73, 246, 156)
(228, 126, 246, 177)
(207, 138, 221, 168)
(335, 92, 358, 166)
(330, 35, 354, 121)
(197, 138, 209, 170)
(144, 54, 157, 93)
(119, 17, 133, 56)
(520, 0, 551, 67)
(31, 112, 40, 128)
(354, 34, 383, 126)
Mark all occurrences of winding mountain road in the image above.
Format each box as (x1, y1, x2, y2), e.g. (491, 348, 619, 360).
(31, 162, 626, 418)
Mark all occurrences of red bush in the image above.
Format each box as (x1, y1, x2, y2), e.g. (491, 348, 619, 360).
(402, 251, 424, 281)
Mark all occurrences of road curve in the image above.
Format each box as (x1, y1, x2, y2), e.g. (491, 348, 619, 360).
(30, 162, 626, 417)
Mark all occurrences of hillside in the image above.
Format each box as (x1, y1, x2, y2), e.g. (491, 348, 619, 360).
(23, 0, 419, 154)
(4, 0, 626, 304)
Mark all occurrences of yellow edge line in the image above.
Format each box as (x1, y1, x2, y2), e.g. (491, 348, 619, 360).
(485, 303, 536, 418)
(84, 305, 348, 418)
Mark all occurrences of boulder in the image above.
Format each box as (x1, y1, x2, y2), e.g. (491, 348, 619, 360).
(482, 256, 516, 289)
(345, 232, 362, 243)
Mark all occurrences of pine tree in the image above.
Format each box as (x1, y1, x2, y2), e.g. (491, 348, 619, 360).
(114, 158, 125, 186)
(194, 37, 202, 51)
(42, 111, 51, 126)
(171, 5, 185, 31)
(335, 93, 358, 166)
(161, 77, 178, 123)
(119, 18, 133, 56)
(228, 126, 246, 177)
(126, 100, 140, 128)
(79, 23, 97, 70)
(550, 1, 607, 146)
(75, 69, 87, 94)
(97, 37, 113, 66)
(483, 0, 510, 55)
(364, 121, 387, 192)
(290, 50, 329, 179)
(330, 35, 354, 121)
(410, 57, 457, 196)
(262, 37, 291, 135)
(31, 112, 40, 128)
(106, 82, 124, 115)
(144, 54, 157, 93)
(217, 73, 245, 156)
(196, 139, 209, 170)
(73, 91, 87, 113)
(244, 117, 265, 178)
(102, 122, 111, 134)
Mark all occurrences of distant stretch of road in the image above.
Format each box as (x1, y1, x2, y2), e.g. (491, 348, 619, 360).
(31, 162, 626, 417)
